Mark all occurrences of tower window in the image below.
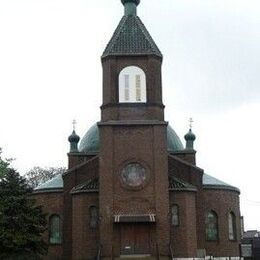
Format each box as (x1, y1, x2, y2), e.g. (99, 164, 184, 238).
(124, 75, 130, 101)
(119, 66, 146, 103)
(228, 212, 236, 240)
(136, 75, 141, 101)
(205, 210, 218, 241)
(49, 214, 62, 244)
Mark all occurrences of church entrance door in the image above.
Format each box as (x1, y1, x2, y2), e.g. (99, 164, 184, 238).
(120, 223, 151, 255)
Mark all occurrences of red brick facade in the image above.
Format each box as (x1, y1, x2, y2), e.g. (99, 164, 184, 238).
(33, 153, 241, 259)
(33, 1, 241, 259)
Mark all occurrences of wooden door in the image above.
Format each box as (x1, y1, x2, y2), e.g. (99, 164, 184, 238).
(120, 223, 150, 255)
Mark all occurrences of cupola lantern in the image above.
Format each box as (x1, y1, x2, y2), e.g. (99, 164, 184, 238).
(184, 118, 196, 150)
(68, 120, 80, 153)
(121, 0, 140, 16)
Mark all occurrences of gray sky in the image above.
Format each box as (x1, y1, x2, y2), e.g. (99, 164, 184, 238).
(0, 0, 260, 230)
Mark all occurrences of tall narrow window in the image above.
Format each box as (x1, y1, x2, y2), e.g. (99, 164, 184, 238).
(90, 206, 98, 228)
(135, 75, 141, 101)
(228, 212, 236, 240)
(205, 211, 218, 241)
(124, 74, 130, 101)
(171, 204, 179, 226)
(119, 66, 146, 103)
(49, 215, 62, 244)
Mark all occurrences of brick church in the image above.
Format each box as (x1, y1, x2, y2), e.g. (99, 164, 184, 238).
(33, 0, 242, 259)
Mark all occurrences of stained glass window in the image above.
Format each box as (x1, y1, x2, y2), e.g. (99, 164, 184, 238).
(228, 212, 236, 240)
(171, 204, 179, 226)
(49, 215, 62, 244)
(121, 163, 146, 188)
(90, 206, 98, 228)
(205, 211, 218, 241)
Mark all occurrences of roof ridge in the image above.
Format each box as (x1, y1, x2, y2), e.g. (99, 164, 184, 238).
(168, 154, 204, 172)
(135, 16, 161, 55)
(102, 16, 127, 56)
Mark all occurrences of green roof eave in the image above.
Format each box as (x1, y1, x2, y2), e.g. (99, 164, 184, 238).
(202, 173, 240, 193)
(203, 185, 240, 193)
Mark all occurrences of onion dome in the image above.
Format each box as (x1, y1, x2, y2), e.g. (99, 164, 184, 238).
(68, 130, 80, 153)
(79, 123, 184, 154)
(184, 129, 196, 150)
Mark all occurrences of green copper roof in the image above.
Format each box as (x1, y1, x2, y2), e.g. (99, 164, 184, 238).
(167, 125, 184, 152)
(78, 124, 100, 153)
(34, 174, 63, 191)
(78, 123, 184, 154)
(203, 173, 240, 192)
(102, 15, 162, 58)
(34, 173, 239, 192)
(33, 172, 239, 192)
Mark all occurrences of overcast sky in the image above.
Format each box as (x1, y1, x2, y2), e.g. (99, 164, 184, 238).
(0, 0, 260, 231)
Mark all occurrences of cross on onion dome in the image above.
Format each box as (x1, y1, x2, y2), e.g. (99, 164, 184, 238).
(72, 119, 77, 131)
(189, 118, 194, 130)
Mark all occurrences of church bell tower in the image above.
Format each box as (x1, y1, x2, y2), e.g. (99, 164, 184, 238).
(98, 0, 170, 256)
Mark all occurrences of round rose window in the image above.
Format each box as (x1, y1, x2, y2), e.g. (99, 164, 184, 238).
(121, 163, 146, 188)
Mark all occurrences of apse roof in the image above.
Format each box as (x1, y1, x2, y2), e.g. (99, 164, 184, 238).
(34, 174, 63, 191)
(203, 173, 240, 192)
(102, 15, 162, 58)
(78, 123, 184, 154)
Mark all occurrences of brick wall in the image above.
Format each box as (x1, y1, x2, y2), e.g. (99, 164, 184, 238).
(72, 193, 99, 259)
(33, 192, 63, 259)
(199, 188, 241, 257)
(170, 191, 198, 257)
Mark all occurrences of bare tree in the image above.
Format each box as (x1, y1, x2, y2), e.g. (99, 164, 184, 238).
(25, 166, 66, 189)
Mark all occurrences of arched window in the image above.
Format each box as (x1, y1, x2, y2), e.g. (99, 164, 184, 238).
(49, 215, 62, 244)
(118, 66, 146, 103)
(205, 211, 218, 241)
(228, 212, 236, 240)
(171, 204, 179, 226)
(89, 206, 98, 228)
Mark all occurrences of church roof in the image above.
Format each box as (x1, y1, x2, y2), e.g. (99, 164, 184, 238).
(71, 178, 99, 194)
(34, 174, 63, 192)
(78, 124, 99, 154)
(33, 172, 239, 193)
(102, 15, 162, 58)
(168, 175, 197, 191)
(203, 173, 240, 193)
(78, 123, 184, 154)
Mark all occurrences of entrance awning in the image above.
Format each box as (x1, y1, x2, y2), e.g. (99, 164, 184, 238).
(114, 214, 156, 223)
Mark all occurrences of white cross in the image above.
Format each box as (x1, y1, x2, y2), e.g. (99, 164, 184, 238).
(72, 119, 77, 131)
(189, 118, 194, 129)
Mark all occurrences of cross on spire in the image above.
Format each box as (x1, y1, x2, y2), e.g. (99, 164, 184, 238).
(189, 118, 194, 130)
